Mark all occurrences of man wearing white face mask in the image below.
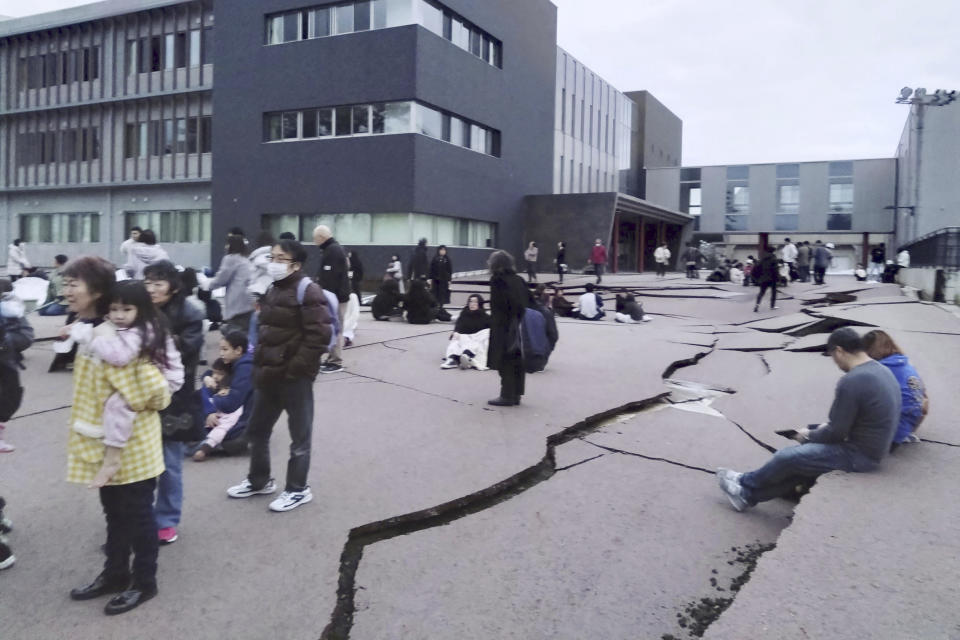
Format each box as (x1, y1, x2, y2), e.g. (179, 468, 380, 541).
(227, 239, 333, 512)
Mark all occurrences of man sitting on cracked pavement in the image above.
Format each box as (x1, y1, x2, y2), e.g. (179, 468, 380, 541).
(716, 327, 901, 511)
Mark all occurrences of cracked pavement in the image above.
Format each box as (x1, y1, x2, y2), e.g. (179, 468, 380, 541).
(1, 273, 958, 639)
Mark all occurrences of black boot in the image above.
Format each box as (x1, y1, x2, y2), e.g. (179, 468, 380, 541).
(104, 584, 158, 615)
(70, 572, 131, 600)
(487, 397, 518, 407)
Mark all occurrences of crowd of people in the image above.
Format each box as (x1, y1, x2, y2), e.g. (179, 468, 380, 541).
(0, 228, 930, 617)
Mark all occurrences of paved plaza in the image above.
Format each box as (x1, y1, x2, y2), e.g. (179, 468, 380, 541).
(1, 273, 959, 639)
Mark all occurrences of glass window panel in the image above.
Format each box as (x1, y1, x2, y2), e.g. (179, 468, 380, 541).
(724, 215, 748, 231)
(469, 29, 481, 56)
(411, 214, 434, 243)
(689, 187, 702, 207)
(302, 214, 336, 239)
(372, 213, 410, 244)
(681, 167, 701, 181)
(416, 104, 442, 139)
(352, 105, 370, 134)
(302, 109, 318, 138)
(200, 116, 212, 153)
(175, 118, 187, 153)
(267, 16, 284, 44)
(449, 116, 464, 147)
(190, 30, 201, 64)
(265, 114, 281, 141)
(377, 0, 413, 28)
(492, 41, 502, 68)
(382, 101, 411, 133)
(470, 124, 485, 152)
(451, 18, 469, 49)
(263, 214, 300, 240)
(335, 4, 354, 34)
(187, 118, 198, 153)
(312, 7, 331, 37)
(335, 106, 352, 136)
(283, 12, 300, 42)
(441, 114, 451, 142)
(419, 0, 443, 36)
(199, 211, 211, 242)
(481, 36, 491, 63)
(175, 32, 187, 68)
(827, 213, 852, 230)
(318, 109, 333, 136)
(334, 213, 372, 243)
(778, 184, 799, 212)
(354, 1, 371, 31)
(436, 216, 456, 245)
(726, 165, 748, 180)
(201, 27, 213, 65)
(372, 104, 386, 134)
(776, 163, 799, 179)
(282, 111, 299, 139)
(126, 40, 138, 74)
(163, 119, 175, 154)
(164, 34, 175, 70)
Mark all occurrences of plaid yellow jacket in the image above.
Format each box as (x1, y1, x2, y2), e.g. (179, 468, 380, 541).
(66, 350, 169, 486)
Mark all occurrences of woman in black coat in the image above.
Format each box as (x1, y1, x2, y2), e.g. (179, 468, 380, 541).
(347, 250, 364, 299)
(429, 245, 453, 305)
(403, 279, 439, 325)
(488, 250, 530, 407)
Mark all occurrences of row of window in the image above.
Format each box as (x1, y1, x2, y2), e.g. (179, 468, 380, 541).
(124, 116, 212, 158)
(18, 46, 101, 90)
(264, 101, 500, 157)
(125, 210, 212, 243)
(126, 29, 213, 75)
(266, 0, 502, 68)
(19, 212, 100, 243)
(15, 128, 100, 167)
(558, 154, 617, 194)
(262, 212, 495, 248)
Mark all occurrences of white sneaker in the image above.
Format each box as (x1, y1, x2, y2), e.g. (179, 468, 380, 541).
(440, 358, 458, 369)
(460, 355, 473, 369)
(227, 478, 277, 499)
(642, 315, 653, 322)
(269, 488, 313, 512)
(715, 469, 748, 512)
(716, 468, 743, 487)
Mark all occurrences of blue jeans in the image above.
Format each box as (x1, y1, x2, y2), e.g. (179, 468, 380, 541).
(155, 441, 185, 529)
(740, 443, 878, 505)
(37, 301, 68, 316)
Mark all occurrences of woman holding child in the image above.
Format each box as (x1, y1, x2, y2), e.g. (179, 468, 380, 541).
(63, 256, 180, 615)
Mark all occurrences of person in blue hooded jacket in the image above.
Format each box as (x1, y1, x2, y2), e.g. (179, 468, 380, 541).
(862, 330, 928, 447)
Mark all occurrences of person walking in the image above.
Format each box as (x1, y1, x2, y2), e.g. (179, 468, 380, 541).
(796, 241, 811, 282)
(429, 245, 453, 306)
(63, 257, 173, 615)
(347, 250, 365, 299)
(0, 279, 34, 452)
(119, 227, 142, 263)
(555, 241, 566, 283)
(590, 238, 607, 284)
(869, 242, 886, 281)
(312, 225, 350, 374)
(385, 254, 405, 294)
(654, 242, 671, 278)
(226, 239, 333, 512)
(203, 235, 255, 335)
(684, 243, 701, 279)
(781, 238, 798, 281)
(247, 231, 276, 298)
(143, 261, 206, 544)
(523, 242, 539, 282)
(812, 241, 832, 285)
(487, 251, 529, 407)
(5, 240, 29, 282)
(753, 247, 780, 312)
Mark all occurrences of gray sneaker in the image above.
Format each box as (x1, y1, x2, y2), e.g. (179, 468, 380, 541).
(716, 471, 749, 512)
(227, 478, 277, 499)
(716, 468, 743, 487)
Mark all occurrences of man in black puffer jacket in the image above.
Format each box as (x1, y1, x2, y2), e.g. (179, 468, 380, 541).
(227, 239, 332, 513)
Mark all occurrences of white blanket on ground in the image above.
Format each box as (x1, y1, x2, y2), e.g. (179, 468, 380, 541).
(445, 329, 489, 370)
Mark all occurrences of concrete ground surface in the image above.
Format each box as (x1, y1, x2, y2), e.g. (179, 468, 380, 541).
(0, 273, 957, 639)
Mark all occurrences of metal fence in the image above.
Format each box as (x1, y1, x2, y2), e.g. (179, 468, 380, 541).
(902, 227, 960, 269)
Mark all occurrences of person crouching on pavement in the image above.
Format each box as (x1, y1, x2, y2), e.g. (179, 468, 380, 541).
(716, 328, 900, 511)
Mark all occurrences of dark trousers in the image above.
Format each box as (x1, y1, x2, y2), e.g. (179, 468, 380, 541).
(526, 261, 537, 282)
(556, 263, 564, 282)
(593, 263, 604, 283)
(797, 265, 810, 282)
(814, 266, 826, 285)
(686, 263, 697, 278)
(0, 363, 23, 422)
(100, 478, 158, 589)
(432, 279, 451, 305)
(498, 356, 525, 401)
(656, 263, 667, 277)
(755, 281, 777, 308)
(247, 378, 314, 492)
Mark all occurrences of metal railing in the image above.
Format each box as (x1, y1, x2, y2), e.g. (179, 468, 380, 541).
(901, 227, 960, 269)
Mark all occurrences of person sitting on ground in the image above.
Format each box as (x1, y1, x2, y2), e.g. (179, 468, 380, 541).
(743, 256, 755, 287)
(614, 293, 651, 323)
(706, 260, 731, 282)
(523, 291, 559, 373)
(371, 278, 403, 321)
(39, 254, 70, 316)
(716, 328, 900, 511)
(854, 263, 868, 281)
(442, 294, 491, 370)
(403, 279, 439, 325)
(729, 262, 744, 285)
(862, 330, 928, 448)
(192, 359, 244, 461)
(549, 286, 575, 318)
(193, 330, 253, 457)
(574, 282, 605, 320)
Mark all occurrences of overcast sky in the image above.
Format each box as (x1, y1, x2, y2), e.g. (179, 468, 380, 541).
(3, 0, 957, 166)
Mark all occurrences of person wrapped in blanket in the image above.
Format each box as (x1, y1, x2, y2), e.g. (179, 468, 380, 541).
(190, 330, 253, 459)
(441, 294, 491, 370)
(193, 358, 242, 461)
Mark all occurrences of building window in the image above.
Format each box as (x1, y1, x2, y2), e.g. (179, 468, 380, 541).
(724, 165, 749, 231)
(18, 46, 100, 90)
(264, 101, 499, 157)
(20, 213, 100, 243)
(828, 161, 853, 230)
(265, 0, 502, 68)
(124, 210, 212, 243)
(263, 212, 494, 248)
(16, 127, 99, 167)
(681, 181, 701, 232)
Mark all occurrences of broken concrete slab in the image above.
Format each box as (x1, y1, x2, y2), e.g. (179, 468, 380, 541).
(586, 405, 774, 473)
(815, 303, 960, 335)
(666, 349, 768, 392)
(742, 312, 819, 333)
(351, 453, 793, 640)
(704, 443, 960, 640)
(716, 331, 793, 352)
